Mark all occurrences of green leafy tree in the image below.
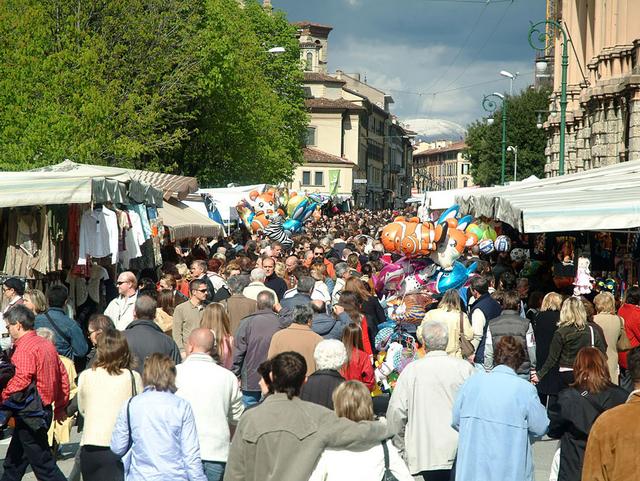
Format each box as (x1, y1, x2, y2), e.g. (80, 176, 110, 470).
(176, 0, 307, 186)
(465, 87, 551, 186)
(0, 0, 204, 170)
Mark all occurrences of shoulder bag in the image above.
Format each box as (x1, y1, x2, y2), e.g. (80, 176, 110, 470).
(43, 312, 73, 347)
(459, 311, 475, 358)
(616, 316, 633, 352)
(126, 369, 138, 452)
(381, 440, 399, 481)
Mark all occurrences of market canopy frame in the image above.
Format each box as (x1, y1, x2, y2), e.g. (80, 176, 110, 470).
(455, 160, 640, 233)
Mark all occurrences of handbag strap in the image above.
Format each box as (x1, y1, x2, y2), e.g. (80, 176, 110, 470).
(580, 390, 606, 418)
(129, 369, 137, 396)
(126, 397, 133, 451)
(43, 311, 73, 346)
(381, 440, 390, 470)
(459, 310, 464, 333)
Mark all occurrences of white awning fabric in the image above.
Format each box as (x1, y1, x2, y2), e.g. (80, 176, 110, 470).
(455, 161, 640, 233)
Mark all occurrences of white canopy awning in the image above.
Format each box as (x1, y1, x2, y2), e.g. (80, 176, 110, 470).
(455, 161, 640, 233)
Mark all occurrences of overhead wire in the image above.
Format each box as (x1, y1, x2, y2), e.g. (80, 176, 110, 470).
(420, 0, 491, 94)
(439, 0, 514, 93)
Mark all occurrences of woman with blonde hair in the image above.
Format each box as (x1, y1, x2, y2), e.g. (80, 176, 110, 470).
(416, 289, 473, 358)
(23, 289, 48, 315)
(78, 329, 142, 481)
(309, 381, 413, 481)
(110, 354, 206, 481)
(532, 292, 564, 406)
(593, 291, 624, 384)
(538, 296, 606, 387)
(309, 263, 331, 303)
(200, 302, 234, 369)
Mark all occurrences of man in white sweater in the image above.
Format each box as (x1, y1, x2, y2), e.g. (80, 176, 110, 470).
(176, 328, 244, 481)
(386, 320, 475, 480)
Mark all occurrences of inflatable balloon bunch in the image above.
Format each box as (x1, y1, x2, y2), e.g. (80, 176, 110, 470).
(467, 221, 498, 255)
(375, 205, 480, 299)
(372, 326, 418, 395)
(237, 187, 319, 247)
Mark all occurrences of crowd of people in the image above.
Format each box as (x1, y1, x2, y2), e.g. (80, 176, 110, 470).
(0, 207, 639, 481)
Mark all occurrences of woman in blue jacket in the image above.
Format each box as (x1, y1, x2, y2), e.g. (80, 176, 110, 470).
(111, 353, 207, 481)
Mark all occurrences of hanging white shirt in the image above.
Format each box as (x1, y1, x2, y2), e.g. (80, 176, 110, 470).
(120, 210, 146, 268)
(78, 207, 119, 265)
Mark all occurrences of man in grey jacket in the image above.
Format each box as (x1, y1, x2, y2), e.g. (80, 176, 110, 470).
(224, 351, 391, 481)
(484, 290, 537, 380)
(124, 295, 182, 374)
(231, 291, 281, 407)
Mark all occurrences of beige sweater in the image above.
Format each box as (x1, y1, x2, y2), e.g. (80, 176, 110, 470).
(78, 367, 143, 447)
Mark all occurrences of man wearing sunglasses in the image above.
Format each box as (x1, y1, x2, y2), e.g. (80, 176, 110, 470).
(172, 279, 207, 357)
(303, 246, 336, 280)
(104, 271, 138, 330)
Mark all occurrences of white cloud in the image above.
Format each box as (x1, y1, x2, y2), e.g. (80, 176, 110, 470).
(329, 36, 532, 127)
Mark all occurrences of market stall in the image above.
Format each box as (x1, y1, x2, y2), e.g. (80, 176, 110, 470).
(455, 161, 640, 233)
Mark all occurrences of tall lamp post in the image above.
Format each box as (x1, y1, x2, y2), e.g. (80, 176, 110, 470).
(482, 93, 506, 185)
(529, 20, 569, 176)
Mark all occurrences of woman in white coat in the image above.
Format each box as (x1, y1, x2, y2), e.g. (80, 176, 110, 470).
(309, 381, 413, 481)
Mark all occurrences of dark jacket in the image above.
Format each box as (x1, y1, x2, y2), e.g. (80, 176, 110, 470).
(311, 312, 351, 340)
(265, 274, 287, 301)
(533, 310, 564, 395)
(232, 309, 282, 391)
(548, 385, 628, 481)
(279, 293, 312, 328)
(362, 296, 386, 330)
(539, 324, 606, 379)
(123, 319, 182, 374)
(300, 369, 345, 410)
(470, 293, 502, 363)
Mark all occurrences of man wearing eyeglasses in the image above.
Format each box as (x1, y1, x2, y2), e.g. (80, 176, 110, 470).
(172, 279, 207, 357)
(303, 246, 336, 280)
(104, 271, 138, 330)
(1, 278, 26, 350)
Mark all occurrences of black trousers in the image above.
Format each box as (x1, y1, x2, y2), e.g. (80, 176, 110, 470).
(1, 415, 66, 481)
(80, 445, 124, 481)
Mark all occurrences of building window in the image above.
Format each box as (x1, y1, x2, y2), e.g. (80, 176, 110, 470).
(305, 52, 313, 71)
(306, 127, 317, 146)
(461, 163, 470, 175)
(302, 171, 311, 186)
(314, 171, 324, 186)
(463, 179, 468, 187)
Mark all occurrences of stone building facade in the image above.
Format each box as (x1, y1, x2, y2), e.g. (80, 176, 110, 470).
(542, 0, 640, 175)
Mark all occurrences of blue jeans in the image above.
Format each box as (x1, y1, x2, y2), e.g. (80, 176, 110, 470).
(202, 461, 225, 481)
(242, 390, 262, 407)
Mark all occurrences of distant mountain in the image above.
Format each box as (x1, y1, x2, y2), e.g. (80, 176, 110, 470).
(403, 118, 467, 142)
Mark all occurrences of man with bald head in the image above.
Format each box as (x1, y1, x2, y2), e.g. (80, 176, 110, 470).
(176, 328, 243, 481)
(104, 270, 138, 330)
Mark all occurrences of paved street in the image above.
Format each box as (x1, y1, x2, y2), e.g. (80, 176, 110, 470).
(0, 427, 557, 481)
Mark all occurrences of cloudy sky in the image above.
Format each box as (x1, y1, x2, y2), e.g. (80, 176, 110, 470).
(274, 0, 546, 134)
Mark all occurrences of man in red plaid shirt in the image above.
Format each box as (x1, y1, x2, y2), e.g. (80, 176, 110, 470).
(1, 305, 69, 481)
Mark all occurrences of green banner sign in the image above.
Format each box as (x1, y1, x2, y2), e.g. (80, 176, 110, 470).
(329, 169, 340, 195)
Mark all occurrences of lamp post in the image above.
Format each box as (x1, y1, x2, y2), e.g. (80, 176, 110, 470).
(529, 20, 569, 176)
(507, 145, 518, 182)
(482, 93, 507, 185)
(499, 70, 518, 96)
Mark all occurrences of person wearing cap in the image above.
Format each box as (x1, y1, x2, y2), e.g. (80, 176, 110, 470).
(1, 277, 25, 350)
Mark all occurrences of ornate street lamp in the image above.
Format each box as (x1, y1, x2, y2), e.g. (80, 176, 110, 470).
(529, 20, 569, 176)
(482, 93, 506, 185)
